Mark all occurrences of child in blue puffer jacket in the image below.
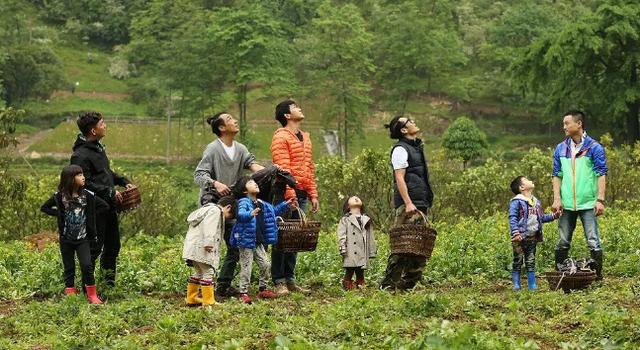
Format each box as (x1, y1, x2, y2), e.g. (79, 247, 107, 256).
(509, 176, 559, 291)
(231, 176, 295, 303)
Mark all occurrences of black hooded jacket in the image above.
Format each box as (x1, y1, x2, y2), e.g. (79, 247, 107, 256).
(70, 134, 130, 207)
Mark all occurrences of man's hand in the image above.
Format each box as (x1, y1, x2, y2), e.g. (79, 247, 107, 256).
(551, 199, 563, 215)
(115, 191, 123, 203)
(125, 183, 135, 190)
(251, 207, 261, 217)
(405, 202, 418, 216)
(595, 202, 605, 216)
(311, 198, 320, 213)
(213, 180, 231, 196)
(204, 246, 213, 253)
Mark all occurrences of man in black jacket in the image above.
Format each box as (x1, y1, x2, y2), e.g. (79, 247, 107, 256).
(380, 115, 434, 291)
(70, 111, 134, 286)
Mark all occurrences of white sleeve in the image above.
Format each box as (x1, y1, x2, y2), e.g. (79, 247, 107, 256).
(391, 147, 409, 170)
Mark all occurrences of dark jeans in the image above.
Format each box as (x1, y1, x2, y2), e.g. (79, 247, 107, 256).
(60, 239, 95, 287)
(216, 221, 238, 291)
(93, 209, 121, 284)
(512, 239, 537, 273)
(271, 197, 308, 285)
(380, 205, 428, 290)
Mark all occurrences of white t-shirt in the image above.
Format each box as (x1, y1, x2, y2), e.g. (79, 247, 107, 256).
(220, 140, 236, 161)
(391, 147, 409, 170)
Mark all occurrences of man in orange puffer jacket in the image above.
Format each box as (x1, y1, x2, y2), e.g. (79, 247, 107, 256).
(270, 99, 320, 296)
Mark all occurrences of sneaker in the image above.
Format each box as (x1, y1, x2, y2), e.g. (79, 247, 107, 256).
(257, 290, 278, 299)
(275, 283, 290, 296)
(286, 283, 311, 294)
(239, 293, 252, 304)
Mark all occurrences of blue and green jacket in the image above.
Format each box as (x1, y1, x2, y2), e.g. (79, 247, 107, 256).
(552, 134, 607, 211)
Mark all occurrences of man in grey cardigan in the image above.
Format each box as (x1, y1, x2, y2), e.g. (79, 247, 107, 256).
(194, 112, 264, 299)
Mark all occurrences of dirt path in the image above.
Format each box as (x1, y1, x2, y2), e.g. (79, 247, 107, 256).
(17, 129, 53, 153)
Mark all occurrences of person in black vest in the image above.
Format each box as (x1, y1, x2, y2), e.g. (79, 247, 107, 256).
(380, 115, 434, 291)
(70, 111, 135, 286)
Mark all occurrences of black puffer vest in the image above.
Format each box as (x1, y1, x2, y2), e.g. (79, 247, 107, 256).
(391, 138, 434, 209)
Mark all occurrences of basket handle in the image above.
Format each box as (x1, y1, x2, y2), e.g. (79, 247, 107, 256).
(411, 209, 431, 227)
(276, 216, 285, 223)
(294, 207, 308, 226)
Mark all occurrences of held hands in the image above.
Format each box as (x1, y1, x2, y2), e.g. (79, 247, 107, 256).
(551, 199, 563, 216)
(213, 180, 231, 196)
(511, 232, 522, 242)
(251, 207, 261, 217)
(286, 198, 298, 209)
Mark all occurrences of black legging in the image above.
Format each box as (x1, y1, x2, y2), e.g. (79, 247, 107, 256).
(60, 239, 95, 287)
(344, 267, 364, 280)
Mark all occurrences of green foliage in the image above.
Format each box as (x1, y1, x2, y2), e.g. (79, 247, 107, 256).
(299, 1, 374, 158)
(0, 107, 25, 150)
(512, 0, 640, 143)
(442, 116, 488, 168)
(372, 1, 467, 112)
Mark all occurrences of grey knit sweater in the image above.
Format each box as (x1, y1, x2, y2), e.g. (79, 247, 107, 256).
(194, 139, 256, 203)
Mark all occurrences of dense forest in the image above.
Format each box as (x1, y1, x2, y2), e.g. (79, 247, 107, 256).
(2, 0, 639, 147)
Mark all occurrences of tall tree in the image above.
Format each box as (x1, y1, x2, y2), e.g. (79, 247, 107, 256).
(208, 3, 293, 142)
(512, 0, 640, 143)
(372, 1, 467, 114)
(300, 1, 374, 158)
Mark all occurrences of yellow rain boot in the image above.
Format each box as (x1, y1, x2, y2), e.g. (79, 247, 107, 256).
(200, 282, 215, 307)
(185, 278, 202, 307)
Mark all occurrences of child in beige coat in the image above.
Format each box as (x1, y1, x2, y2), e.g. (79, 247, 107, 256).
(183, 196, 236, 306)
(337, 196, 377, 290)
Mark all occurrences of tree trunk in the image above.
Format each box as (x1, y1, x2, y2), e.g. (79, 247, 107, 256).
(628, 64, 640, 143)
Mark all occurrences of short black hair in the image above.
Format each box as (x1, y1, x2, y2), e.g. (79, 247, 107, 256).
(510, 176, 525, 195)
(342, 195, 371, 228)
(232, 175, 252, 199)
(206, 112, 227, 137)
(384, 115, 404, 139)
(58, 164, 84, 197)
(563, 110, 586, 130)
(275, 99, 296, 127)
(217, 195, 237, 219)
(77, 111, 103, 136)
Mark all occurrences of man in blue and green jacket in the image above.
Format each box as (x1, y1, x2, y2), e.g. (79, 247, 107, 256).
(552, 110, 608, 280)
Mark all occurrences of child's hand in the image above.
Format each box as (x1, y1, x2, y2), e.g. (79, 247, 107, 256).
(251, 207, 261, 216)
(204, 246, 213, 252)
(286, 198, 298, 208)
(511, 232, 522, 242)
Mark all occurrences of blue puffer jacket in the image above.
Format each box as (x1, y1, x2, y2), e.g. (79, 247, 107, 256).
(230, 198, 289, 249)
(508, 194, 557, 242)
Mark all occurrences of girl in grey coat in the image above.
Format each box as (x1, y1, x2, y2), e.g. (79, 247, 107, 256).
(337, 196, 377, 290)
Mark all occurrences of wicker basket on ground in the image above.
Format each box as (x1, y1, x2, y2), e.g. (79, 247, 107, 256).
(275, 208, 321, 253)
(543, 271, 597, 293)
(389, 211, 437, 258)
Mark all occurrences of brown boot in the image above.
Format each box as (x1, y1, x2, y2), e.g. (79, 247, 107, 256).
(275, 283, 290, 296)
(287, 282, 311, 295)
(355, 278, 366, 289)
(342, 279, 354, 290)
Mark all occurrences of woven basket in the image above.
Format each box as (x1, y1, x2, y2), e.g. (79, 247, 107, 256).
(543, 271, 597, 292)
(275, 208, 321, 253)
(389, 211, 437, 258)
(115, 186, 141, 213)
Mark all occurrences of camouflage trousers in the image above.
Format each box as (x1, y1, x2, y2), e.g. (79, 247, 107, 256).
(380, 205, 428, 290)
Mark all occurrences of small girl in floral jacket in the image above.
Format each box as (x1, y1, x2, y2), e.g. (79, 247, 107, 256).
(337, 196, 377, 290)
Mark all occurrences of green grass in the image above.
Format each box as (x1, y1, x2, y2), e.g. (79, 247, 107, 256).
(0, 231, 638, 349)
(53, 45, 130, 94)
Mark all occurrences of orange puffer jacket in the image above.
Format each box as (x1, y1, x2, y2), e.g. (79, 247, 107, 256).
(270, 128, 318, 200)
